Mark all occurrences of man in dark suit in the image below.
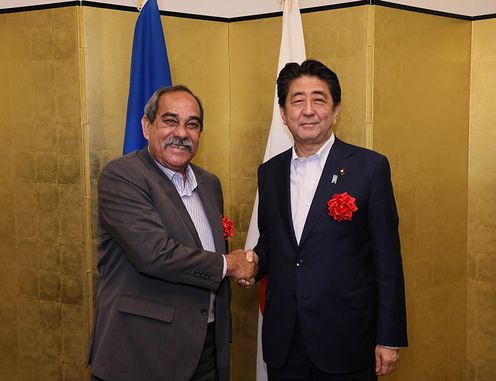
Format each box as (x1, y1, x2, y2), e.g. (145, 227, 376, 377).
(88, 85, 256, 381)
(254, 60, 407, 380)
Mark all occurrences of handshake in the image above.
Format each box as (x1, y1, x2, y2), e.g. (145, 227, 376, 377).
(224, 249, 259, 288)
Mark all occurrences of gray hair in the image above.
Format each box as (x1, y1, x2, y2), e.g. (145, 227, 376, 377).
(143, 85, 204, 130)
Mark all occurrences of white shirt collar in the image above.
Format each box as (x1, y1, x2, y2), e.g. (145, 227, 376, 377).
(291, 133, 335, 169)
(149, 148, 197, 196)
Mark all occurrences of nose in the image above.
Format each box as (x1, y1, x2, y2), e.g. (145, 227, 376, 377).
(303, 99, 315, 116)
(174, 122, 188, 138)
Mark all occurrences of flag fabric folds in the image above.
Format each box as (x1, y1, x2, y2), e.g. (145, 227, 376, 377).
(123, 0, 172, 154)
(244, 1, 307, 380)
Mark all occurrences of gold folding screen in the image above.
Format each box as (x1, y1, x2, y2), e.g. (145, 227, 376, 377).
(467, 18, 496, 380)
(0, 3, 494, 381)
(373, 7, 471, 380)
(0, 6, 90, 380)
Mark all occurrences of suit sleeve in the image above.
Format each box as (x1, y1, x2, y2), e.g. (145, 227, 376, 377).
(254, 164, 269, 281)
(368, 156, 408, 347)
(98, 161, 224, 292)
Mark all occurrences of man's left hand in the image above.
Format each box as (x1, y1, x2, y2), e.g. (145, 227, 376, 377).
(375, 346, 399, 376)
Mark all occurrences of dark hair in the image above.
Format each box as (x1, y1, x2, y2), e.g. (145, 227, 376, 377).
(277, 59, 341, 109)
(144, 85, 205, 130)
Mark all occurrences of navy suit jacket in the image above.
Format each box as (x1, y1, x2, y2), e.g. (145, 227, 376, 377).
(255, 137, 407, 373)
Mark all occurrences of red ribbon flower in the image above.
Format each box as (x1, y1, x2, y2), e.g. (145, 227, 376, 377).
(327, 192, 358, 221)
(222, 216, 234, 239)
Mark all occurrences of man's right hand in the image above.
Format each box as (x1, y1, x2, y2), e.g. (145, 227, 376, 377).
(224, 249, 258, 287)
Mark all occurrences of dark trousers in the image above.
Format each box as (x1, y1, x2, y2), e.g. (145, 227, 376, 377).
(92, 322, 218, 381)
(267, 325, 377, 381)
(191, 322, 218, 381)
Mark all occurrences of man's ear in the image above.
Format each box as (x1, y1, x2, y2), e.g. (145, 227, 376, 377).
(141, 116, 151, 140)
(331, 103, 341, 124)
(279, 106, 287, 125)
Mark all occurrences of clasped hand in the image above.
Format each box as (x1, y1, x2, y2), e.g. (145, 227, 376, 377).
(225, 249, 258, 288)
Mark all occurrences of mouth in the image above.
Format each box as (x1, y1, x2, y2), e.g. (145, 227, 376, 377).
(166, 143, 192, 152)
(300, 122, 317, 127)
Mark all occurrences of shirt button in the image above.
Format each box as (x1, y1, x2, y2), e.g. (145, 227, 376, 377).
(296, 259, 303, 267)
(200, 308, 208, 316)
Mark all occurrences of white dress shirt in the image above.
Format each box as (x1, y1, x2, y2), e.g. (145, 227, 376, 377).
(290, 134, 335, 244)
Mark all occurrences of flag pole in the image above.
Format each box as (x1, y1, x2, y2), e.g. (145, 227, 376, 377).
(136, 0, 146, 11)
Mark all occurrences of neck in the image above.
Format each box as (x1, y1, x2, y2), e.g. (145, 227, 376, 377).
(294, 141, 325, 158)
(294, 132, 334, 158)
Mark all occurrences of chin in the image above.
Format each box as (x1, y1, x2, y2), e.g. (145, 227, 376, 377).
(298, 134, 319, 142)
(167, 160, 189, 168)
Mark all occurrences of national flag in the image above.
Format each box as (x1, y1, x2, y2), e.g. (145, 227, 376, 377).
(242, 0, 306, 379)
(123, 0, 172, 154)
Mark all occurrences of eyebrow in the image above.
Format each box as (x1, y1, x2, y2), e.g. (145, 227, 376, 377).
(160, 112, 179, 119)
(291, 90, 328, 98)
(160, 112, 201, 123)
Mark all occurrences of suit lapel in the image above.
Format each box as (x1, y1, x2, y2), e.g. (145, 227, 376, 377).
(299, 138, 354, 247)
(195, 170, 225, 254)
(275, 150, 299, 251)
(137, 149, 203, 248)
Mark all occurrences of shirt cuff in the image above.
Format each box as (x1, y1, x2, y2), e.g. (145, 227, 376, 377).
(222, 255, 227, 278)
(377, 345, 399, 350)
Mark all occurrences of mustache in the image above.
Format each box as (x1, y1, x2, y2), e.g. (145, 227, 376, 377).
(163, 136, 194, 152)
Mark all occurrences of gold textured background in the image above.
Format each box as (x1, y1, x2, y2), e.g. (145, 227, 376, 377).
(0, 6, 90, 380)
(1, 3, 495, 381)
(373, 7, 472, 380)
(467, 18, 496, 381)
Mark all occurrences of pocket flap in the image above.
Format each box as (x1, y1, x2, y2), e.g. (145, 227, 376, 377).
(119, 296, 175, 323)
